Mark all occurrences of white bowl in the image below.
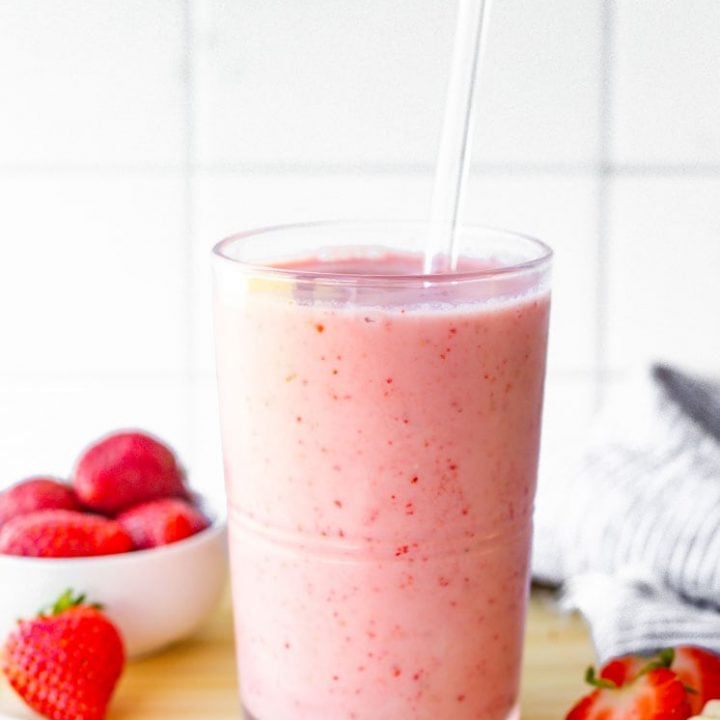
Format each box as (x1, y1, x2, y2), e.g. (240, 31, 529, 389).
(0, 521, 228, 658)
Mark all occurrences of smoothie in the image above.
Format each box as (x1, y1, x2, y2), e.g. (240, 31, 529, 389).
(214, 249, 550, 720)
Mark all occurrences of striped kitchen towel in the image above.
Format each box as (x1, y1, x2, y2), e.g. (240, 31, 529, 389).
(533, 364, 720, 661)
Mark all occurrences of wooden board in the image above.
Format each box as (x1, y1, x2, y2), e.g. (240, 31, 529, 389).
(0, 588, 594, 719)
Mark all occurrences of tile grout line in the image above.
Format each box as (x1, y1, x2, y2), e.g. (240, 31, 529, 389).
(594, 0, 614, 412)
(0, 373, 192, 383)
(0, 162, 719, 176)
(0, 368, 604, 386)
(182, 0, 197, 458)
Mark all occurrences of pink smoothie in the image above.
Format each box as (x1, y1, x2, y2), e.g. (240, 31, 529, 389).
(214, 252, 550, 720)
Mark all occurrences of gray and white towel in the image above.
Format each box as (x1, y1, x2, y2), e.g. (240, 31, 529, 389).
(533, 364, 720, 661)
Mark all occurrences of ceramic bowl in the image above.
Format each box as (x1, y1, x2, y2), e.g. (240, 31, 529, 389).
(0, 519, 228, 658)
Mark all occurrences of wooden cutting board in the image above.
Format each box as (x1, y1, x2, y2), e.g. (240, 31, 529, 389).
(0, 588, 594, 719)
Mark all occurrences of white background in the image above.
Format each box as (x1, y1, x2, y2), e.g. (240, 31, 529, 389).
(0, 1, 718, 502)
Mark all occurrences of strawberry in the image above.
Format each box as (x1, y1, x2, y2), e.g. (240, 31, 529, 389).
(2, 590, 125, 720)
(566, 662, 692, 719)
(73, 430, 187, 514)
(672, 647, 720, 714)
(0, 509, 133, 558)
(117, 497, 210, 549)
(601, 647, 720, 715)
(601, 654, 648, 687)
(0, 477, 80, 529)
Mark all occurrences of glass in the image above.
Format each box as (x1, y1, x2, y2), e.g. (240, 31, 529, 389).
(212, 221, 552, 720)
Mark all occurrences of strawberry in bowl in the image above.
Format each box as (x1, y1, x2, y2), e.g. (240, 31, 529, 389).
(0, 476, 81, 529)
(0, 430, 227, 657)
(0, 510, 134, 557)
(74, 430, 189, 514)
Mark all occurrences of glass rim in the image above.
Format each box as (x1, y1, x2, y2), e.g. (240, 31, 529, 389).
(212, 219, 553, 283)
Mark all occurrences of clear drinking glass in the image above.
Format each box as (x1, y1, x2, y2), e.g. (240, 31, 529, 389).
(212, 221, 552, 720)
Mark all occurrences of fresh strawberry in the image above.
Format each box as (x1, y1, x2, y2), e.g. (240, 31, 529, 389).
(0, 509, 133, 558)
(2, 590, 125, 720)
(601, 647, 720, 715)
(672, 647, 720, 714)
(601, 654, 648, 687)
(0, 477, 80, 529)
(566, 663, 692, 719)
(117, 497, 210, 549)
(73, 430, 187, 514)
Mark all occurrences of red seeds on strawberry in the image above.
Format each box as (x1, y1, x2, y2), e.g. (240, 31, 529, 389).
(0, 509, 133, 558)
(566, 666, 691, 720)
(0, 477, 80, 529)
(73, 430, 187, 514)
(117, 497, 210, 550)
(2, 589, 125, 720)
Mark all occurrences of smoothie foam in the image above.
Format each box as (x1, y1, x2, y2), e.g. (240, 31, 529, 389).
(215, 252, 550, 720)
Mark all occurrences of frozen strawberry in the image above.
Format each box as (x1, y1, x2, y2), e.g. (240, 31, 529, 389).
(566, 665, 691, 720)
(117, 497, 210, 549)
(0, 509, 133, 558)
(0, 477, 80, 529)
(73, 430, 187, 514)
(2, 589, 125, 720)
(601, 647, 720, 715)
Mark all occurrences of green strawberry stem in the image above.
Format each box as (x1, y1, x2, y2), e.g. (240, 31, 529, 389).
(38, 589, 102, 617)
(585, 666, 617, 689)
(584, 648, 677, 690)
(641, 648, 675, 673)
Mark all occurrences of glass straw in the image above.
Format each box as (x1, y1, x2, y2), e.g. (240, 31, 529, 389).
(425, 0, 493, 273)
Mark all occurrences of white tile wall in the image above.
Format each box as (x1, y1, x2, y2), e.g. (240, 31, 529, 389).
(0, 174, 187, 377)
(0, 378, 190, 491)
(607, 176, 720, 376)
(473, 0, 602, 166)
(192, 0, 454, 168)
(0, 1, 185, 167)
(193, 0, 601, 168)
(539, 374, 597, 481)
(1, 0, 719, 494)
(190, 376, 224, 506)
(613, 1, 720, 166)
